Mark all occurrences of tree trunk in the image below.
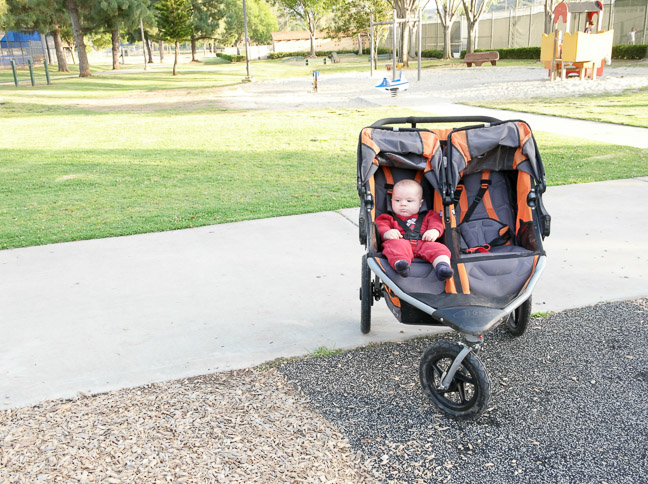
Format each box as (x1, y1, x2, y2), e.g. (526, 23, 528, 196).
(52, 27, 70, 72)
(467, 22, 476, 53)
(544, 11, 554, 34)
(146, 38, 154, 63)
(173, 41, 179, 75)
(66, 0, 91, 77)
(111, 25, 121, 70)
(443, 24, 453, 59)
(357, 34, 363, 55)
(395, 6, 414, 67)
(191, 36, 199, 62)
(309, 32, 315, 57)
(159, 40, 164, 62)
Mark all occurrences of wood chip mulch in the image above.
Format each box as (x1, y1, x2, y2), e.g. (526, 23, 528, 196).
(0, 368, 383, 483)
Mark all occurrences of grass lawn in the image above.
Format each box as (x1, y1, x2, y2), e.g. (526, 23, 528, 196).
(1, 57, 647, 250)
(465, 86, 648, 128)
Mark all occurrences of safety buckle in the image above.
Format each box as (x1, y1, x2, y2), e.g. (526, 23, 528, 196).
(465, 244, 491, 254)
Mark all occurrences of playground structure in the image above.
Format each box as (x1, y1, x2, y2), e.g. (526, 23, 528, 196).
(540, 1, 614, 80)
(370, 9, 423, 86)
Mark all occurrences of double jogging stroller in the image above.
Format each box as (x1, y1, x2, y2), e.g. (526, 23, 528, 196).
(357, 116, 551, 420)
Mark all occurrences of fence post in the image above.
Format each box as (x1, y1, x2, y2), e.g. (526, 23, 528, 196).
(10, 60, 19, 86)
(44, 57, 51, 85)
(28, 59, 35, 86)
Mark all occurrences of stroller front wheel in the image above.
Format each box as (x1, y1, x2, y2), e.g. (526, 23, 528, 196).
(419, 341, 491, 420)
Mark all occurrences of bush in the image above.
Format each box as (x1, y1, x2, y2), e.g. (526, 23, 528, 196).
(267, 49, 358, 60)
(456, 44, 646, 61)
(216, 52, 245, 62)
(421, 49, 443, 59)
(459, 47, 541, 59)
(612, 44, 647, 59)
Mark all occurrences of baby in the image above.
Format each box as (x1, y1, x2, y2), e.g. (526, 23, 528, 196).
(376, 179, 454, 280)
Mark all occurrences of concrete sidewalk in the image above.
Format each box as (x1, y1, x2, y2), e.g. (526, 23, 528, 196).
(1, 177, 647, 410)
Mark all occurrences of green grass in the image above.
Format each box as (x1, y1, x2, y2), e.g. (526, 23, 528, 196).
(307, 346, 344, 357)
(1, 57, 647, 250)
(465, 86, 648, 128)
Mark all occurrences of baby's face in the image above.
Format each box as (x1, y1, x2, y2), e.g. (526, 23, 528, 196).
(391, 185, 423, 218)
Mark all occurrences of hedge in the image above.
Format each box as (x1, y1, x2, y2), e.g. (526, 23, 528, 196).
(460, 47, 541, 59)
(612, 44, 647, 59)
(267, 49, 359, 60)
(421, 49, 444, 59)
(460, 45, 646, 60)
(216, 52, 245, 62)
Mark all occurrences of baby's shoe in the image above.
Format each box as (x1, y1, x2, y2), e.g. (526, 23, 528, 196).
(394, 260, 410, 278)
(435, 262, 454, 281)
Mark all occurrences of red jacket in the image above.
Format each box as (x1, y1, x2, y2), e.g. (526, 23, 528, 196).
(376, 211, 444, 240)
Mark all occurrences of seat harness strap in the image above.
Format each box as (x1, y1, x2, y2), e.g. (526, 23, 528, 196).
(394, 211, 427, 247)
(458, 171, 513, 253)
(462, 172, 491, 224)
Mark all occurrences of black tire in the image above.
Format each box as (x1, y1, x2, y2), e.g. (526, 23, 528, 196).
(360, 254, 371, 334)
(506, 296, 532, 337)
(359, 201, 367, 246)
(419, 341, 491, 420)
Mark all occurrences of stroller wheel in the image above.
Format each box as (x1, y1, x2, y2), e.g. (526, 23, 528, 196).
(506, 296, 532, 337)
(419, 341, 491, 420)
(360, 254, 371, 334)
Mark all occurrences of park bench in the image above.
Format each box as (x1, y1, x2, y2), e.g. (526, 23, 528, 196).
(464, 51, 499, 67)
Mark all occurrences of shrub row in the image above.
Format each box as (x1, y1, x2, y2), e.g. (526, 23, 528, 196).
(267, 49, 359, 59)
(612, 44, 647, 59)
(460, 45, 646, 60)
(459, 47, 541, 59)
(421, 49, 444, 59)
(216, 52, 245, 62)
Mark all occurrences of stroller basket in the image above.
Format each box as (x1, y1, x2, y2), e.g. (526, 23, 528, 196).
(357, 116, 551, 420)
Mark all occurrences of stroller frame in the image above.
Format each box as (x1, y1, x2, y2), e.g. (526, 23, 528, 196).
(357, 116, 551, 419)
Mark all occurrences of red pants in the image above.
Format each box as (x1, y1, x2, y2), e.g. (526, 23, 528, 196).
(382, 239, 451, 268)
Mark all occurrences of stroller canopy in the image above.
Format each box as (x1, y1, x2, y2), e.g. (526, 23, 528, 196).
(358, 128, 445, 193)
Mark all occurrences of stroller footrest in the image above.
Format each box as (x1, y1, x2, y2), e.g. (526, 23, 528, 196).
(432, 306, 506, 335)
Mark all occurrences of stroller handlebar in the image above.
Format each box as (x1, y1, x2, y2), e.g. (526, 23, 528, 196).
(370, 116, 502, 128)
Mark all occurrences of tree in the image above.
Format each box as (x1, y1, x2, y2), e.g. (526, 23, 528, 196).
(2, 0, 71, 72)
(460, 0, 492, 54)
(66, 0, 91, 76)
(90, 0, 149, 70)
(218, 0, 277, 49)
(385, 0, 427, 67)
(329, 0, 389, 62)
(189, 0, 223, 62)
(435, 0, 460, 59)
(544, 0, 558, 34)
(271, 0, 335, 57)
(155, 0, 193, 75)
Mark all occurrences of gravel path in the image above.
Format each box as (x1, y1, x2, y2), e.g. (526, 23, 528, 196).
(279, 300, 648, 483)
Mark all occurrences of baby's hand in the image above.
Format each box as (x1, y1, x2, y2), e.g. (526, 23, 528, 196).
(422, 229, 440, 242)
(383, 229, 402, 240)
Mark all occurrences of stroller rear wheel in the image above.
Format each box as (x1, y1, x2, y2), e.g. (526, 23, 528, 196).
(419, 341, 491, 420)
(360, 254, 372, 334)
(506, 296, 532, 337)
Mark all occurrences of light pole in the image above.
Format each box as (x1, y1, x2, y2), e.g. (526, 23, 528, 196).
(243, 0, 252, 81)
